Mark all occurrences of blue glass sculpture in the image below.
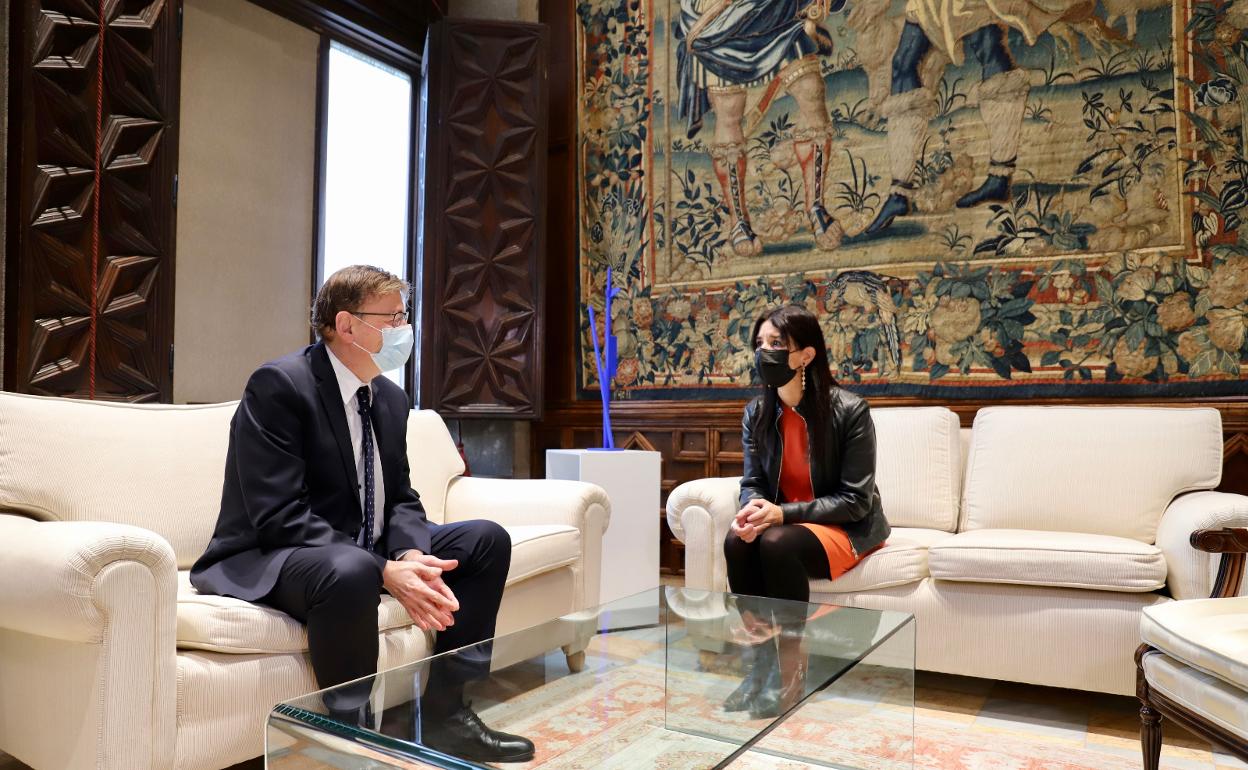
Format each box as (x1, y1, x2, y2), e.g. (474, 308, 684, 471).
(586, 267, 620, 449)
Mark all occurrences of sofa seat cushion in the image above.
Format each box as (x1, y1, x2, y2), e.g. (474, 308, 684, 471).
(928, 529, 1167, 592)
(1142, 597, 1248, 690)
(810, 528, 952, 593)
(503, 524, 581, 584)
(176, 571, 415, 654)
(176, 524, 581, 654)
(1142, 651, 1248, 741)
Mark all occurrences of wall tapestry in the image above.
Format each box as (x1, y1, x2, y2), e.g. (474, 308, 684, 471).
(577, 0, 1248, 398)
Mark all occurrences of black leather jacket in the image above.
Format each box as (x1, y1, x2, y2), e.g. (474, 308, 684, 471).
(739, 387, 890, 557)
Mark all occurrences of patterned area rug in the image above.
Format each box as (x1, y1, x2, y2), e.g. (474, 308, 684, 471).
(266, 630, 1243, 769)
(463, 633, 1164, 770)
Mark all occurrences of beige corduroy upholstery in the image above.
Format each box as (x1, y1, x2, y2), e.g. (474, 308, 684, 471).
(0, 392, 610, 770)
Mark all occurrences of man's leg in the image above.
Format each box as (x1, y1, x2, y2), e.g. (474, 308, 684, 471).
(707, 86, 763, 256)
(866, 21, 938, 235)
(956, 25, 1029, 208)
(429, 519, 511, 651)
(421, 518, 510, 711)
(786, 58, 843, 251)
(420, 519, 533, 762)
(263, 544, 383, 716)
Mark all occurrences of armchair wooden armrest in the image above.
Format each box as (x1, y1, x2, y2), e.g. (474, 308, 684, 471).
(1189, 527, 1248, 598)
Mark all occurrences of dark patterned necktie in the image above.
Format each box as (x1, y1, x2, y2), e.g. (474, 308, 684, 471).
(355, 385, 376, 552)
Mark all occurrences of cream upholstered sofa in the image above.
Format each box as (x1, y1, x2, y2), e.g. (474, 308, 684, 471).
(0, 392, 610, 770)
(667, 405, 1248, 696)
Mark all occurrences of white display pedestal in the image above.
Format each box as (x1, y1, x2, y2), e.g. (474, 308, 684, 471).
(546, 449, 661, 629)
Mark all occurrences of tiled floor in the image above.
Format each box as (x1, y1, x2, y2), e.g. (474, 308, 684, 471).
(2, 672, 1244, 769)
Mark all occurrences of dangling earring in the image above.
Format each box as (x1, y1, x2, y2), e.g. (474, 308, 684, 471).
(800, 364, 806, 392)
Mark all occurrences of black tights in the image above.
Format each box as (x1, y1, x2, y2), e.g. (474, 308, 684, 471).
(724, 525, 830, 605)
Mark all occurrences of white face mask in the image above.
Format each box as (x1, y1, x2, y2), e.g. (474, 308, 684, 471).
(352, 317, 414, 372)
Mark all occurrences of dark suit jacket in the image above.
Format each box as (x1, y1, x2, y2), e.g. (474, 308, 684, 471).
(190, 342, 431, 602)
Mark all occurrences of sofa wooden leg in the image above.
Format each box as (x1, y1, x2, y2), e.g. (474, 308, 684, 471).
(565, 650, 586, 672)
(1140, 704, 1163, 770)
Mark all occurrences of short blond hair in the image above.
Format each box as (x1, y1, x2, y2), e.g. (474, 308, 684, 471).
(311, 265, 409, 338)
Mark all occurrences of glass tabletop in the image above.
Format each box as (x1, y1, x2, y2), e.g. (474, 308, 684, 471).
(266, 587, 915, 769)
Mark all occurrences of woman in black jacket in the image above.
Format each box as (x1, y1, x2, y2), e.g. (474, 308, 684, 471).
(723, 303, 890, 718)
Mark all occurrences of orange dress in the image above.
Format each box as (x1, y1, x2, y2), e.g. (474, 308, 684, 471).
(778, 404, 876, 580)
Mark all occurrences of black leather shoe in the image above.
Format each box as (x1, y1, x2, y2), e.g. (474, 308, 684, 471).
(956, 174, 1011, 208)
(864, 192, 912, 235)
(327, 702, 374, 730)
(422, 704, 535, 763)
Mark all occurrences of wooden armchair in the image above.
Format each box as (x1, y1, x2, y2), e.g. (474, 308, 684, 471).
(1137, 527, 1248, 770)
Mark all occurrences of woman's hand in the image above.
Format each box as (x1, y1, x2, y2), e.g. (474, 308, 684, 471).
(736, 498, 784, 537)
(730, 516, 758, 543)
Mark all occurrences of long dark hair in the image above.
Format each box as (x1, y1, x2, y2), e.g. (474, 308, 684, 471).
(751, 305, 838, 461)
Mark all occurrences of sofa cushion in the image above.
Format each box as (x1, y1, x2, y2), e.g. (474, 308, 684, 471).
(176, 524, 581, 653)
(871, 408, 962, 532)
(928, 529, 1168, 592)
(961, 407, 1223, 542)
(810, 528, 952, 593)
(405, 410, 467, 525)
(0, 392, 235, 569)
(502, 524, 581, 583)
(1142, 652, 1248, 741)
(1142, 597, 1248, 691)
(176, 570, 416, 653)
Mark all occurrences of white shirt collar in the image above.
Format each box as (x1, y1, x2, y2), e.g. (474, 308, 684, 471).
(325, 345, 371, 407)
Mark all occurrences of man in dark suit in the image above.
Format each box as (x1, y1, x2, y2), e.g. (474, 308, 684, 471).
(191, 265, 533, 762)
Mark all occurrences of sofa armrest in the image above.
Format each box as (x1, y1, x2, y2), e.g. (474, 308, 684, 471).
(1157, 491, 1248, 601)
(0, 514, 178, 770)
(443, 477, 610, 608)
(0, 514, 178, 640)
(665, 477, 741, 592)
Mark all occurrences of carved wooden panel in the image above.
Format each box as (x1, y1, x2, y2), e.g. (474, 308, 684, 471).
(417, 19, 547, 419)
(535, 400, 1248, 574)
(7, 0, 179, 400)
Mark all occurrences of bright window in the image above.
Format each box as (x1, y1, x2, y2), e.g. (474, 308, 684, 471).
(318, 41, 414, 388)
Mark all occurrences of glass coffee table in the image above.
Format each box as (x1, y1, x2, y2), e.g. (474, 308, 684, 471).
(266, 588, 915, 769)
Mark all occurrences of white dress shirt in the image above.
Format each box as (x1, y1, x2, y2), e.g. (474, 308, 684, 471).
(326, 347, 386, 546)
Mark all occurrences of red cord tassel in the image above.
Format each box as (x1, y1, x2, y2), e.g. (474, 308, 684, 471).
(89, 0, 105, 399)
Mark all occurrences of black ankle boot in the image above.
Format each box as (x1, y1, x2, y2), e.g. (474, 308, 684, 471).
(723, 639, 776, 712)
(748, 635, 808, 720)
(422, 702, 535, 762)
(956, 173, 1011, 208)
(865, 192, 912, 235)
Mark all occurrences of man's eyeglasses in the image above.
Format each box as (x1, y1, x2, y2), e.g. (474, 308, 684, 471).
(351, 310, 410, 326)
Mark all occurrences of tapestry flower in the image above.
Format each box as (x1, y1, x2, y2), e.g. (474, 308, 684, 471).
(1157, 292, 1197, 332)
(1113, 337, 1159, 378)
(1196, 75, 1238, 108)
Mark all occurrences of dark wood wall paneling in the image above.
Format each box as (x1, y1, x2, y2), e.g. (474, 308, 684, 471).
(535, 0, 1248, 574)
(417, 19, 548, 419)
(5, 0, 181, 400)
(4, 0, 443, 401)
(541, 0, 577, 411)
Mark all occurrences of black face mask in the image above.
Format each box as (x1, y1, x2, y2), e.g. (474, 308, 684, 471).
(755, 348, 797, 388)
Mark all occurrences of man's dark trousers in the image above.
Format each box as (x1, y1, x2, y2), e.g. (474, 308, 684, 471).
(262, 519, 511, 712)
